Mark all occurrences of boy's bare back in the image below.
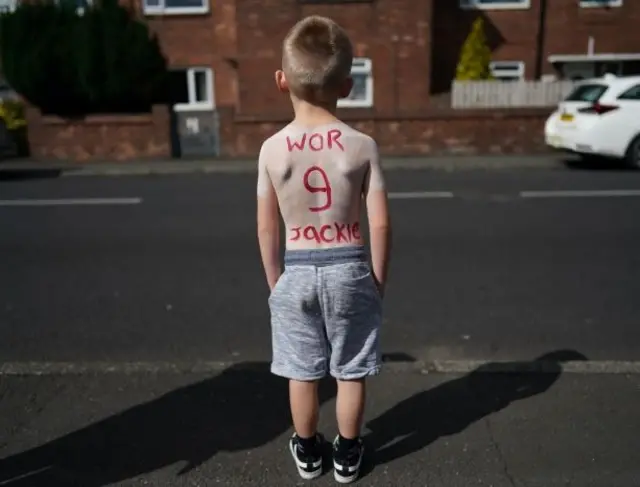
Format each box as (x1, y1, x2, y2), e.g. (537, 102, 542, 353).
(257, 121, 384, 250)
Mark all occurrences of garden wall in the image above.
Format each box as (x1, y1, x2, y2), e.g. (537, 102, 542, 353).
(25, 105, 171, 162)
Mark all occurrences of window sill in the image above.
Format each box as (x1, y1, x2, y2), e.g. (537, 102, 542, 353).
(338, 100, 374, 109)
(144, 6, 209, 16)
(579, 1, 622, 8)
(460, 1, 531, 10)
(174, 103, 215, 112)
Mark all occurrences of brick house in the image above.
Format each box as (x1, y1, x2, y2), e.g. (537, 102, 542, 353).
(19, 0, 640, 160)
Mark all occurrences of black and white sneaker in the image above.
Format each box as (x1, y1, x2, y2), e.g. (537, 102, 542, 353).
(289, 433, 324, 480)
(332, 436, 364, 484)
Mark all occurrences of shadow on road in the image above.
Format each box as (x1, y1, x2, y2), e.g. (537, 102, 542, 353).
(0, 362, 336, 486)
(562, 155, 634, 172)
(0, 169, 63, 182)
(364, 349, 587, 472)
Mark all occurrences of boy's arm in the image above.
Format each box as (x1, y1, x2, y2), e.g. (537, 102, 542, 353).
(256, 143, 281, 291)
(363, 138, 392, 297)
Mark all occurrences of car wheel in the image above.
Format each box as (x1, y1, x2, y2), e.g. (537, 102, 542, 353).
(625, 135, 640, 169)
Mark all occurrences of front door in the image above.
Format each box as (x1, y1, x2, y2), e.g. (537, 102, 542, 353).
(169, 67, 220, 158)
(562, 63, 596, 81)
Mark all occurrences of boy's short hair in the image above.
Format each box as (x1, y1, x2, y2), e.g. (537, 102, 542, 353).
(282, 15, 353, 103)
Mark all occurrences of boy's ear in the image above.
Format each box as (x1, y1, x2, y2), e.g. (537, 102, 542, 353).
(275, 70, 289, 93)
(339, 76, 354, 99)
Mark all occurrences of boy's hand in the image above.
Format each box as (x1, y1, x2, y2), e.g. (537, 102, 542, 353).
(256, 144, 281, 290)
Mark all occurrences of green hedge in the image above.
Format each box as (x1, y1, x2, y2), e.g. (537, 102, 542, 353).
(0, 0, 168, 117)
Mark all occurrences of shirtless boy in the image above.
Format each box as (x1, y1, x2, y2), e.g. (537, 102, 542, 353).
(256, 15, 392, 484)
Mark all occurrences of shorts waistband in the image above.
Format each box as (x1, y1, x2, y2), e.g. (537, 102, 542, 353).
(284, 245, 367, 267)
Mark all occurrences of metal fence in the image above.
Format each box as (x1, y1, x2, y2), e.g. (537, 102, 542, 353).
(451, 80, 577, 109)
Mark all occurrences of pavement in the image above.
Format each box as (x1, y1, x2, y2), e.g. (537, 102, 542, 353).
(2, 160, 640, 485)
(0, 361, 639, 486)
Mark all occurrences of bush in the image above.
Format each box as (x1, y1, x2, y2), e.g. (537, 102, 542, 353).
(0, 0, 168, 117)
(0, 98, 26, 130)
(455, 17, 493, 81)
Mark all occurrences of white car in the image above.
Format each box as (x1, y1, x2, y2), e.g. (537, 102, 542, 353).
(545, 74, 640, 168)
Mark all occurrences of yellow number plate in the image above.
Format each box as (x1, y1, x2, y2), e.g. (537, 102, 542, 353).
(560, 113, 574, 122)
(548, 135, 562, 146)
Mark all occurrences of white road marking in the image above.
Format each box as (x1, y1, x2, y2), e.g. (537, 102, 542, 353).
(520, 189, 640, 199)
(388, 191, 454, 199)
(0, 197, 142, 207)
(1, 360, 639, 375)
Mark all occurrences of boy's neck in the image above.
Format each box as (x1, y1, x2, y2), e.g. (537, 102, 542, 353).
(291, 98, 340, 127)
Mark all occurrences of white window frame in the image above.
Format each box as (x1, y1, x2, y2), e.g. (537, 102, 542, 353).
(338, 57, 373, 108)
(579, 0, 622, 8)
(490, 61, 525, 80)
(460, 0, 530, 10)
(143, 0, 209, 16)
(173, 67, 215, 112)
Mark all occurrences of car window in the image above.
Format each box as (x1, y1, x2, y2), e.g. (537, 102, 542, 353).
(564, 84, 608, 102)
(617, 84, 640, 100)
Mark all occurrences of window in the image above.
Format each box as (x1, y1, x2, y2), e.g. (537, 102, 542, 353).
(143, 0, 209, 15)
(564, 84, 608, 102)
(48, 0, 93, 14)
(0, 0, 16, 12)
(170, 68, 214, 111)
(460, 0, 530, 9)
(579, 0, 622, 8)
(618, 85, 640, 100)
(490, 61, 525, 81)
(338, 58, 373, 108)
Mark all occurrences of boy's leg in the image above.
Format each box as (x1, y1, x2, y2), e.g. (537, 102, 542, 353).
(321, 260, 382, 484)
(336, 378, 365, 439)
(290, 379, 320, 438)
(269, 264, 328, 480)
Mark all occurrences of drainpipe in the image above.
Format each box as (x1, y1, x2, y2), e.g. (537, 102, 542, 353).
(534, 0, 548, 79)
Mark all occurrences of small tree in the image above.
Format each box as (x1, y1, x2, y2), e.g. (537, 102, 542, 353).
(455, 17, 493, 81)
(0, 0, 168, 116)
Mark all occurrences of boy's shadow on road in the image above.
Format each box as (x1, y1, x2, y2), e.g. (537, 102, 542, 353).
(0, 362, 337, 486)
(363, 349, 587, 472)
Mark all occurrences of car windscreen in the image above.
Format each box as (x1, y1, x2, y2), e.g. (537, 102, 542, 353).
(564, 84, 608, 102)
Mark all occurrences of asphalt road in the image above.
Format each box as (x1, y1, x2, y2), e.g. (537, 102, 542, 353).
(2, 166, 640, 364)
(2, 163, 640, 486)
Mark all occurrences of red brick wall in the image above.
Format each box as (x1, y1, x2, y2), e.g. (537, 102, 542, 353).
(235, 0, 433, 116)
(142, 0, 238, 109)
(222, 109, 552, 157)
(543, 0, 640, 73)
(26, 105, 171, 162)
(431, 0, 543, 93)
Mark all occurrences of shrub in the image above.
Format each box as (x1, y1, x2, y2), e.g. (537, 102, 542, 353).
(0, 0, 168, 117)
(455, 17, 493, 81)
(0, 98, 26, 130)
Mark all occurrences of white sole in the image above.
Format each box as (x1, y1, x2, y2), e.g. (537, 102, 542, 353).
(333, 448, 363, 484)
(289, 440, 323, 480)
(334, 470, 359, 484)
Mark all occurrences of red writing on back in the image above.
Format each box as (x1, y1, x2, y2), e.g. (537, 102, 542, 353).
(290, 222, 361, 244)
(303, 166, 332, 212)
(286, 129, 344, 152)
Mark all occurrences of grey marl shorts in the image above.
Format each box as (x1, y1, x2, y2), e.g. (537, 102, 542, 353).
(268, 245, 382, 381)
